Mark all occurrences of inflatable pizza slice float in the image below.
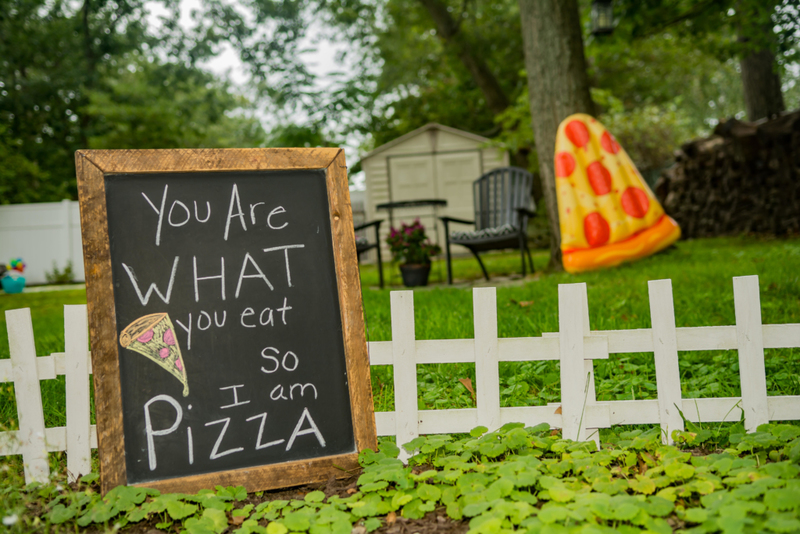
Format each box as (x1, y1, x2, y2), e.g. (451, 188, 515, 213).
(555, 113, 681, 273)
(120, 313, 189, 397)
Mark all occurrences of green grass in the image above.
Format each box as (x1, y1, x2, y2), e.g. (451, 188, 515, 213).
(1, 235, 800, 533)
(1, 235, 799, 430)
(363, 236, 800, 414)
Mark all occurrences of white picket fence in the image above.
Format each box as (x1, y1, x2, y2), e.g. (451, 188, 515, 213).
(2, 275, 800, 483)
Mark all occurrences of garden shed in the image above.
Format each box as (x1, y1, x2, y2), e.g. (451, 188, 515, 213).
(361, 123, 509, 256)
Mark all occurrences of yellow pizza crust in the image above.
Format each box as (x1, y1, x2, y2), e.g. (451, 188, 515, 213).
(563, 215, 681, 273)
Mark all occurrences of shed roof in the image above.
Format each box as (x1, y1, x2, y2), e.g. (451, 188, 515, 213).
(360, 123, 492, 161)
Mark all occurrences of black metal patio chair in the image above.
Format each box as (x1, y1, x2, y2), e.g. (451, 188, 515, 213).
(440, 167, 535, 284)
(354, 219, 384, 288)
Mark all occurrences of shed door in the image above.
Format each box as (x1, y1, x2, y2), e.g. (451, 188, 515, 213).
(435, 152, 481, 221)
(389, 155, 436, 202)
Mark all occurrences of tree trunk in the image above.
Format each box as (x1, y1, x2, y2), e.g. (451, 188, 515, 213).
(737, 1, 784, 121)
(417, 0, 510, 115)
(519, 0, 594, 271)
(740, 47, 784, 121)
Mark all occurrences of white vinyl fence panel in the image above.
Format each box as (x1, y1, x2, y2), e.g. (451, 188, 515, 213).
(1, 275, 799, 484)
(0, 200, 84, 284)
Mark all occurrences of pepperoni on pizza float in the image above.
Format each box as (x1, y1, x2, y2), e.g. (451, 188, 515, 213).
(554, 113, 681, 273)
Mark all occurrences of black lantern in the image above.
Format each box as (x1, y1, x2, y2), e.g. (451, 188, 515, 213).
(591, 0, 614, 36)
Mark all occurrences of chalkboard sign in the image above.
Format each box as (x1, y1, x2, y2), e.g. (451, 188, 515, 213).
(76, 149, 376, 494)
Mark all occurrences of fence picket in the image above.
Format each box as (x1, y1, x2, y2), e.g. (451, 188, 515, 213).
(733, 276, 769, 431)
(64, 305, 91, 482)
(559, 283, 589, 441)
(6, 308, 49, 483)
(391, 291, 418, 459)
(580, 288, 601, 447)
(3, 275, 800, 485)
(648, 279, 684, 444)
(474, 288, 501, 431)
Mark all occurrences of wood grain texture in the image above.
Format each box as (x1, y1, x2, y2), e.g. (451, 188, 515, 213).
(76, 147, 376, 494)
(80, 148, 340, 174)
(133, 452, 361, 495)
(76, 152, 126, 493)
(324, 150, 378, 454)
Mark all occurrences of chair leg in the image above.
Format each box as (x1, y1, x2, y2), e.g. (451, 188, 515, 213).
(518, 231, 527, 277)
(470, 248, 490, 281)
(376, 245, 384, 289)
(526, 243, 535, 273)
(373, 222, 384, 289)
(443, 219, 454, 285)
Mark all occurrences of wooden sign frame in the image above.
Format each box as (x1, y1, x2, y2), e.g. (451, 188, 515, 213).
(76, 148, 376, 494)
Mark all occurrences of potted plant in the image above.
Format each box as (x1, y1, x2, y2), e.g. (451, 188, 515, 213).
(386, 219, 441, 287)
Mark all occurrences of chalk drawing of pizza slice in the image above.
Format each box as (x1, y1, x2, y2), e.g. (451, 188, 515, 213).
(120, 313, 189, 397)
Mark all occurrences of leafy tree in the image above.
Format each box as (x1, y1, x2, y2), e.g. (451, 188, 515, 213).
(0, 0, 272, 203)
(605, 0, 799, 121)
(0, 125, 61, 204)
(85, 54, 266, 149)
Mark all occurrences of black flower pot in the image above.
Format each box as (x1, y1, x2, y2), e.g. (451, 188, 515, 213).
(399, 264, 431, 287)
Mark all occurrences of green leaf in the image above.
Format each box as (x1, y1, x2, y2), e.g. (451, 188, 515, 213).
(416, 483, 442, 501)
(105, 485, 149, 513)
(641, 496, 674, 517)
(691, 479, 716, 495)
(183, 516, 217, 534)
(612, 502, 640, 521)
(592, 476, 628, 495)
(538, 505, 568, 524)
(462, 501, 491, 517)
(77, 500, 116, 526)
(79, 473, 100, 485)
(304, 491, 325, 503)
(402, 498, 435, 519)
(391, 492, 413, 509)
(232, 504, 254, 518)
(266, 522, 289, 534)
(485, 478, 514, 500)
(665, 462, 695, 480)
(470, 426, 489, 438)
(765, 513, 800, 533)
(547, 487, 575, 503)
(684, 508, 708, 523)
(628, 476, 656, 495)
(282, 511, 311, 531)
(764, 488, 800, 511)
(47, 503, 77, 524)
(126, 506, 149, 523)
(359, 481, 388, 493)
(203, 508, 229, 533)
(364, 517, 382, 532)
(166, 500, 198, 520)
(234, 519, 268, 534)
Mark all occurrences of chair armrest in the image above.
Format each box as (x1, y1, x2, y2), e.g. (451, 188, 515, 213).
(439, 216, 475, 226)
(354, 219, 383, 232)
(515, 207, 536, 218)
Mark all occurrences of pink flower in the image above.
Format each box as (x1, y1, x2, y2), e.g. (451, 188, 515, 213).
(159, 347, 170, 359)
(163, 328, 175, 346)
(137, 330, 154, 343)
(175, 359, 183, 371)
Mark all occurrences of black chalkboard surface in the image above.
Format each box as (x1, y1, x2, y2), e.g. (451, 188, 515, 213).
(76, 149, 376, 494)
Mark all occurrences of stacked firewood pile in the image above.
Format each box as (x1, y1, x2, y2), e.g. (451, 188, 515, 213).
(655, 110, 800, 238)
